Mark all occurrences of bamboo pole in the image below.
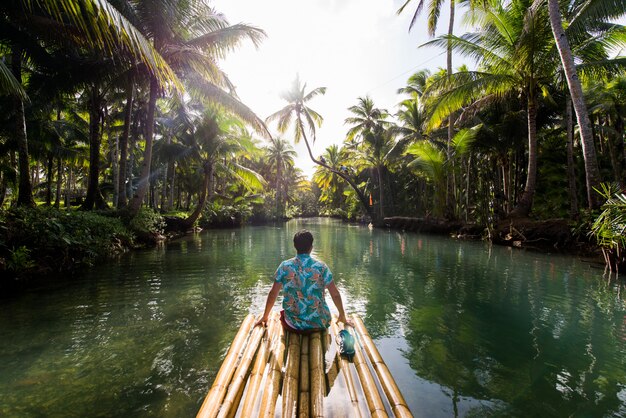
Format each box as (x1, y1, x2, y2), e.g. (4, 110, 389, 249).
(322, 330, 339, 393)
(353, 316, 413, 418)
(217, 323, 266, 418)
(197, 314, 256, 418)
(329, 320, 362, 418)
(309, 332, 325, 417)
(239, 313, 278, 417)
(299, 335, 310, 418)
(283, 332, 302, 417)
(343, 322, 388, 418)
(258, 318, 286, 417)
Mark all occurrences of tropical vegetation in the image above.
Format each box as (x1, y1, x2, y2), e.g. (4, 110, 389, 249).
(1, 0, 625, 283)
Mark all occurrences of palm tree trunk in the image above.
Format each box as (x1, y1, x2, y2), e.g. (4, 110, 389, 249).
(565, 96, 579, 216)
(299, 123, 377, 222)
(183, 162, 212, 228)
(377, 166, 385, 219)
(54, 156, 62, 208)
(276, 163, 282, 216)
(117, 83, 133, 208)
(548, 0, 601, 209)
(12, 45, 34, 208)
(81, 84, 107, 210)
(509, 95, 538, 218)
(45, 153, 54, 205)
(128, 75, 159, 216)
(444, 0, 456, 220)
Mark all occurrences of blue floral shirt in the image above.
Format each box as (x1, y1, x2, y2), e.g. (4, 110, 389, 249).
(274, 253, 333, 330)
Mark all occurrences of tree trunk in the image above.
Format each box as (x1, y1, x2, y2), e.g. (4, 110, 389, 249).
(12, 45, 35, 208)
(0, 173, 7, 208)
(112, 136, 119, 208)
(548, 0, 602, 209)
(565, 96, 579, 217)
(128, 75, 159, 216)
(45, 153, 54, 205)
(509, 95, 538, 218)
(117, 82, 133, 208)
(298, 116, 376, 222)
(81, 84, 107, 210)
(54, 156, 62, 208)
(276, 163, 282, 216)
(444, 0, 456, 220)
(377, 166, 385, 219)
(183, 162, 212, 228)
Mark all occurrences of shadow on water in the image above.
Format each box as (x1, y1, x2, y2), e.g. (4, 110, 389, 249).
(1, 218, 625, 417)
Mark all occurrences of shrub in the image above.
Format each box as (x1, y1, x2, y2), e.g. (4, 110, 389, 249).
(0, 207, 135, 281)
(590, 184, 626, 272)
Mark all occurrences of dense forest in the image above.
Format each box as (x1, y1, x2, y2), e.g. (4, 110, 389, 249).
(0, 0, 625, 283)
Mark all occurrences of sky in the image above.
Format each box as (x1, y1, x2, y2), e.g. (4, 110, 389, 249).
(211, 0, 454, 178)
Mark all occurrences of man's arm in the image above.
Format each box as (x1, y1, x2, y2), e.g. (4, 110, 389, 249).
(255, 281, 282, 327)
(327, 282, 353, 326)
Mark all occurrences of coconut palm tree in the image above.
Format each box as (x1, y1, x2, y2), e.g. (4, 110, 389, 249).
(265, 137, 296, 217)
(126, 0, 268, 217)
(423, 0, 559, 217)
(312, 144, 347, 210)
(267, 75, 377, 221)
(1, 0, 179, 207)
(545, 0, 624, 209)
(176, 111, 265, 229)
(397, 0, 459, 153)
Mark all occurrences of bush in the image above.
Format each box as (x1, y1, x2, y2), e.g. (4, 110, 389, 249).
(128, 207, 166, 236)
(0, 207, 135, 281)
(590, 184, 626, 271)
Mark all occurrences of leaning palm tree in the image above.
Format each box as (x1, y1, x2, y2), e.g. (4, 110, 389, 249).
(424, 0, 558, 217)
(546, 0, 625, 209)
(266, 75, 377, 221)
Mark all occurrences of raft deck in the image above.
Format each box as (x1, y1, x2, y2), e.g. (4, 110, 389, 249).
(197, 311, 413, 417)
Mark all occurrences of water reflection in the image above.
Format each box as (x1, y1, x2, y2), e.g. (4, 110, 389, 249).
(0, 218, 624, 417)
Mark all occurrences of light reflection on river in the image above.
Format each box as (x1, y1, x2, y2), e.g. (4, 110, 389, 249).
(1, 218, 625, 417)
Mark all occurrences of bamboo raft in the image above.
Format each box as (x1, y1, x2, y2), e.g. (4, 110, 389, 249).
(197, 311, 413, 417)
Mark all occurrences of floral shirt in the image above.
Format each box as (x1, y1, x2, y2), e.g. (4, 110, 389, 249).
(274, 253, 333, 330)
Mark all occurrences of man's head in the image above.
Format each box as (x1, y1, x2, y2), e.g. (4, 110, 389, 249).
(293, 229, 314, 254)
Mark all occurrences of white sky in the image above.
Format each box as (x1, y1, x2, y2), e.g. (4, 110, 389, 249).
(210, 0, 458, 178)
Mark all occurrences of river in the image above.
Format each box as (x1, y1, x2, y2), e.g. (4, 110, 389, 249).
(1, 218, 625, 417)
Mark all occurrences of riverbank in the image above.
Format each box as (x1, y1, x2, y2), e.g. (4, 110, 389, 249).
(383, 216, 601, 259)
(2, 209, 605, 295)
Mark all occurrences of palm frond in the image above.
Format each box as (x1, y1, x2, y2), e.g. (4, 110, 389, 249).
(0, 60, 27, 100)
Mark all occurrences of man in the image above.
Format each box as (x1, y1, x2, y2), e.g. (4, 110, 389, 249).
(256, 229, 352, 332)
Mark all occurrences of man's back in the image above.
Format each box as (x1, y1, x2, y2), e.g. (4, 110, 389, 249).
(275, 253, 333, 330)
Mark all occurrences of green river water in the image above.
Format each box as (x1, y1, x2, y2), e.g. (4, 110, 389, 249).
(1, 218, 626, 417)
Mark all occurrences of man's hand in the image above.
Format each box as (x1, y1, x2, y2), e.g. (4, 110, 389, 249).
(337, 314, 354, 327)
(255, 316, 268, 328)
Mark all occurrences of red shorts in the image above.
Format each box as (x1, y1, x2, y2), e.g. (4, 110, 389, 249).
(279, 310, 326, 335)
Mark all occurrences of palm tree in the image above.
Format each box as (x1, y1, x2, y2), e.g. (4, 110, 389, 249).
(312, 144, 347, 209)
(396, 0, 468, 156)
(545, 0, 618, 209)
(265, 137, 296, 217)
(126, 0, 268, 217)
(267, 75, 377, 221)
(424, 0, 559, 217)
(344, 96, 395, 219)
(177, 112, 265, 229)
(406, 127, 477, 217)
(345, 96, 390, 141)
(1, 0, 180, 207)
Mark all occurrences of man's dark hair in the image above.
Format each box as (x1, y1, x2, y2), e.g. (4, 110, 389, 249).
(294, 230, 314, 253)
